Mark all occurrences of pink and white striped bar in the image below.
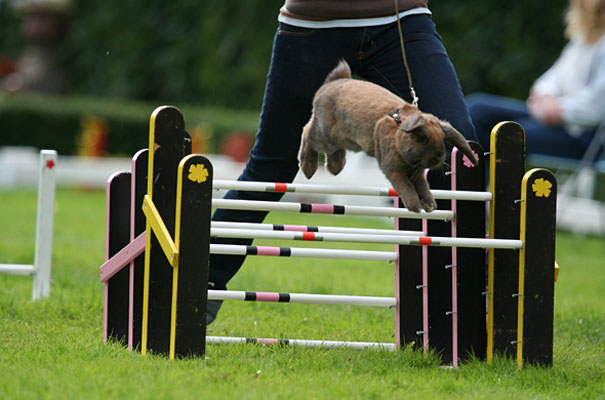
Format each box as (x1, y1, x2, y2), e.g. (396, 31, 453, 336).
(212, 199, 454, 221)
(210, 244, 398, 262)
(206, 336, 397, 351)
(210, 228, 523, 249)
(213, 180, 492, 201)
(211, 221, 423, 237)
(208, 289, 397, 307)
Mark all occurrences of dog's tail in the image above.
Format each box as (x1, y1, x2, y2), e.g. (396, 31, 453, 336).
(324, 60, 352, 84)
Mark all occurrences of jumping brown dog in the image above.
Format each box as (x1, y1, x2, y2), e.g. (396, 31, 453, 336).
(298, 60, 477, 212)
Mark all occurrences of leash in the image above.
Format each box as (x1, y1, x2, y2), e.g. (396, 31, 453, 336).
(394, 0, 419, 107)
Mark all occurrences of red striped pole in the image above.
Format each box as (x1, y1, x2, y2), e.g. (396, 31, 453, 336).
(210, 228, 523, 249)
(213, 180, 492, 201)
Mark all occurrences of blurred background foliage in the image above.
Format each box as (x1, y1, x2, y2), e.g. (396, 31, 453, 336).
(0, 0, 569, 156)
(1, 0, 569, 109)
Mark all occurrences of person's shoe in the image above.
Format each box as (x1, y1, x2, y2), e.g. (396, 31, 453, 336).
(206, 299, 223, 325)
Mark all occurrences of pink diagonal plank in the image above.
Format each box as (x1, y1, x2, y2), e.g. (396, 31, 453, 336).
(100, 232, 146, 282)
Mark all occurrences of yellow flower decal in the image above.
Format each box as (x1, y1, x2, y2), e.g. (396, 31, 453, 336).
(188, 164, 209, 183)
(532, 177, 552, 198)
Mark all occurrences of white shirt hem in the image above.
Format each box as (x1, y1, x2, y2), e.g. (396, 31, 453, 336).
(278, 7, 431, 29)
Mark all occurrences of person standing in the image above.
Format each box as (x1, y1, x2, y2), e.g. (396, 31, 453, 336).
(467, 0, 605, 159)
(207, 0, 477, 323)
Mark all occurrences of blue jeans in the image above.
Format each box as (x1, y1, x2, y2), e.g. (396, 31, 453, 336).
(467, 93, 594, 158)
(209, 15, 476, 290)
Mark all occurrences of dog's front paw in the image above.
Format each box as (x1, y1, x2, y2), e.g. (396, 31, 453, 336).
(300, 159, 318, 179)
(402, 196, 422, 213)
(299, 147, 319, 179)
(326, 149, 346, 176)
(420, 195, 437, 212)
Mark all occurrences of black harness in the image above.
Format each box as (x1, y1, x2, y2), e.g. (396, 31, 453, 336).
(388, 108, 403, 127)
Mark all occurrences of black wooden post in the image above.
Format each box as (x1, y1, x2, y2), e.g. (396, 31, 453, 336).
(171, 155, 213, 358)
(517, 168, 557, 367)
(142, 106, 188, 356)
(105, 172, 131, 345)
(451, 142, 487, 364)
(487, 122, 526, 362)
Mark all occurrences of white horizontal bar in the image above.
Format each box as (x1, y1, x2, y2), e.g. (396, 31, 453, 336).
(210, 244, 398, 262)
(0, 264, 36, 275)
(211, 228, 523, 249)
(211, 221, 423, 237)
(208, 289, 397, 307)
(206, 336, 398, 351)
(213, 199, 454, 221)
(426, 237, 523, 249)
(213, 180, 492, 201)
(213, 180, 392, 196)
(430, 189, 492, 201)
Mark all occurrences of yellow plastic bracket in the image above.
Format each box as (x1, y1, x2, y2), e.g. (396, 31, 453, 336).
(142, 194, 179, 267)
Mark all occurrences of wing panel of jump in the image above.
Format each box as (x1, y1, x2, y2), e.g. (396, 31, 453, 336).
(451, 142, 487, 365)
(142, 106, 188, 356)
(129, 149, 148, 351)
(517, 169, 557, 367)
(395, 198, 423, 350)
(170, 154, 213, 358)
(425, 168, 453, 363)
(105, 171, 132, 345)
(487, 121, 525, 362)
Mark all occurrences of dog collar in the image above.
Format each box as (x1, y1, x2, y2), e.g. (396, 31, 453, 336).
(388, 108, 402, 126)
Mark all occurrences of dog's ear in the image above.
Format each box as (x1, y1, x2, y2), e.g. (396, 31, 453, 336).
(402, 114, 428, 144)
(440, 121, 478, 166)
(401, 113, 425, 133)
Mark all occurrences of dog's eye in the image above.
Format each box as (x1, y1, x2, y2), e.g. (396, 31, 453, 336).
(416, 135, 427, 144)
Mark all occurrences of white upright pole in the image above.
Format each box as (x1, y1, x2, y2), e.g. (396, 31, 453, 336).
(32, 150, 57, 300)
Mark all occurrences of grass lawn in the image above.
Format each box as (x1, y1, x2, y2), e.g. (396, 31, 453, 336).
(1, 187, 604, 399)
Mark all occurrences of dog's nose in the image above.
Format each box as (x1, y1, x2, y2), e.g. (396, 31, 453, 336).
(428, 152, 445, 167)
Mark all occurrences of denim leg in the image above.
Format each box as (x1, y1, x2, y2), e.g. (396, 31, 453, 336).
(466, 93, 593, 158)
(208, 25, 360, 290)
(466, 93, 530, 151)
(357, 15, 477, 142)
(520, 118, 593, 158)
(208, 18, 484, 293)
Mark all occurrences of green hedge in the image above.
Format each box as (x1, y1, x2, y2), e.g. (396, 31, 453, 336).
(1, 1, 569, 109)
(0, 94, 259, 156)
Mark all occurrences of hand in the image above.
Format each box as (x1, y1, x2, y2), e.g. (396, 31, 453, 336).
(527, 94, 563, 126)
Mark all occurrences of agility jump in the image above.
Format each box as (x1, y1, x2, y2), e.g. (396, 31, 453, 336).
(100, 106, 557, 367)
(0, 150, 56, 301)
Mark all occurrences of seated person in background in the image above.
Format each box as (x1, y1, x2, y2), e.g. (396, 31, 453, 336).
(467, 0, 605, 159)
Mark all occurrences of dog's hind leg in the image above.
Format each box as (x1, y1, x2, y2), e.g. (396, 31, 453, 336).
(299, 122, 320, 179)
(326, 148, 346, 175)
